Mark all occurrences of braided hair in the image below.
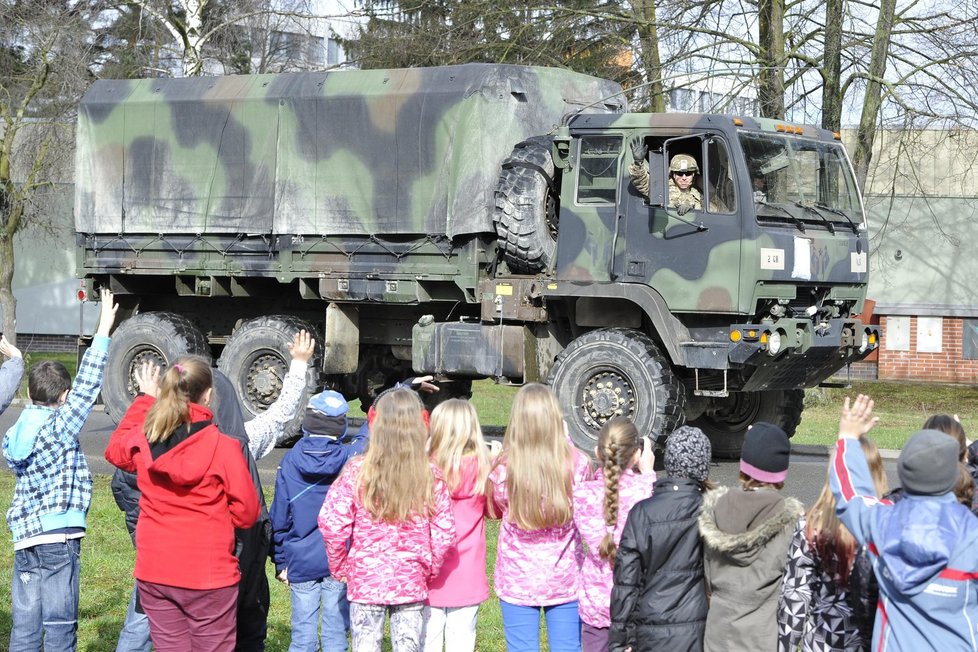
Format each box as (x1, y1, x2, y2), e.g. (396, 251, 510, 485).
(597, 417, 642, 565)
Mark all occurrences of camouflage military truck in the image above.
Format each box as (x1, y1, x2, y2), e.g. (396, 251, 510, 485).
(75, 63, 879, 456)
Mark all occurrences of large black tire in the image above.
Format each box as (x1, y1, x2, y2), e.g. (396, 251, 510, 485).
(547, 328, 686, 454)
(690, 389, 804, 459)
(217, 315, 322, 443)
(102, 312, 211, 422)
(493, 136, 559, 273)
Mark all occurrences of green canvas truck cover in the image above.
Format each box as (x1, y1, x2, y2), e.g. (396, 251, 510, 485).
(75, 63, 623, 238)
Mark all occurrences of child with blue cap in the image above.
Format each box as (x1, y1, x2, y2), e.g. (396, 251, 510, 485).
(270, 389, 368, 652)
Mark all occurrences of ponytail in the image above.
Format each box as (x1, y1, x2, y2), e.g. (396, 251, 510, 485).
(596, 417, 641, 565)
(144, 356, 212, 444)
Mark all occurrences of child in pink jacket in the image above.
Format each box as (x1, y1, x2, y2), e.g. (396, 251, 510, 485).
(318, 388, 455, 652)
(573, 417, 656, 651)
(422, 399, 496, 652)
(488, 383, 592, 652)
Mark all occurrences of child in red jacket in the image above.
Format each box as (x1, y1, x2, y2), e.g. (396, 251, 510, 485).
(318, 388, 455, 651)
(105, 357, 259, 652)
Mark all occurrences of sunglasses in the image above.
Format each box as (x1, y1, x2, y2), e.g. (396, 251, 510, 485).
(673, 171, 695, 177)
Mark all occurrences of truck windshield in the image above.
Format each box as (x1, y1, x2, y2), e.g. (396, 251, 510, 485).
(739, 131, 863, 228)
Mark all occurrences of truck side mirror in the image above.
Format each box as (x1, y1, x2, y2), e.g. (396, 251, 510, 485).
(647, 150, 666, 207)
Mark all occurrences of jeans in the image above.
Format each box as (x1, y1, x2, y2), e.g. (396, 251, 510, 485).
(115, 581, 152, 652)
(421, 604, 479, 652)
(9, 539, 82, 652)
(499, 600, 581, 652)
(289, 576, 350, 652)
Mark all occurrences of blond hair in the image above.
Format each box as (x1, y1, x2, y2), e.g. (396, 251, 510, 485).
(144, 356, 212, 444)
(357, 388, 433, 522)
(498, 383, 574, 530)
(429, 399, 491, 495)
(806, 436, 888, 583)
(597, 417, 642, 565)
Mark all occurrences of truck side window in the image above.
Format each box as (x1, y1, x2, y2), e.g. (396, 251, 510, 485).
(576, 136, 621, 204)
(706, 138, 736, 214)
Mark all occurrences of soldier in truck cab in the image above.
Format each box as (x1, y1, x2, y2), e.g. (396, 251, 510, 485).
(627, 139, 714, 214)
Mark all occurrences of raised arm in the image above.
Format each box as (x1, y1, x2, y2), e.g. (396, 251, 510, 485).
(0, 335, 25, 414)
(244, 330, 314, 460)
(829, 395, 882, 545)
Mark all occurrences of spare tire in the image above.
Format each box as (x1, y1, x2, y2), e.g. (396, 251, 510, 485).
(493, 136, 559, 273)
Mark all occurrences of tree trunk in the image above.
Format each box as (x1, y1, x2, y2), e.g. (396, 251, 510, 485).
(852, 0, 896, 190)
(758, 0, 786, 119)
(633, 0, 665, 112)
(0, 234, 17, 346)
(821, 0, 844, 131)
(182, 0, 208, 76)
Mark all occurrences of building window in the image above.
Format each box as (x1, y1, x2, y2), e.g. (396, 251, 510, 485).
(885, 316, 910, 351)
(964, 319, 978, 360)
(326, 38, 343, 67)
(916, 316, 943, 353)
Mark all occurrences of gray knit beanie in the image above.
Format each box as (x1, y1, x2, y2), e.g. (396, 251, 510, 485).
(665, 425, 712, 482)
(898, 429, 959, 496)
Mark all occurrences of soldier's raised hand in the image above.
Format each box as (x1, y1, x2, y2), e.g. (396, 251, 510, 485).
(676, 203, 691, 216)
(630, 137, 648, 164)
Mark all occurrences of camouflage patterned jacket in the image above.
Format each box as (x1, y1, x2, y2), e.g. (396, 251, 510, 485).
(627, 162, 712, 211)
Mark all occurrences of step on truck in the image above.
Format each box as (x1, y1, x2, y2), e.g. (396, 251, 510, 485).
(75, 63, 879, 456)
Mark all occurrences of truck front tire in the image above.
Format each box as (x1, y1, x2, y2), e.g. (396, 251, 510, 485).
(689, 389, 804, 459)
(102, 312, 211, 422)
(217, 315, 322, 444)
(547, 328, 685, 454)
(493, 136, 558, 273)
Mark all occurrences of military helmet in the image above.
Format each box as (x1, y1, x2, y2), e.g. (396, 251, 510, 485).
(669, 154, 699, 174)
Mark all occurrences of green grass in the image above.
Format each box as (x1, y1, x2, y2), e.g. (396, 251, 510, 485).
(0, 474, 512, 652)
(793, 381, 978, 449)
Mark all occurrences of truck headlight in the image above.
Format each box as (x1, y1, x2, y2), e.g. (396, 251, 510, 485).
(766, 330, 783, 355)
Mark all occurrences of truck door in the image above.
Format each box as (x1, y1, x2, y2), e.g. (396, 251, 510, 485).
(618, 134, 743, 314)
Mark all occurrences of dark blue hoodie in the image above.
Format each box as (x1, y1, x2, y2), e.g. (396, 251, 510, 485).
(270, 428, 367, 583)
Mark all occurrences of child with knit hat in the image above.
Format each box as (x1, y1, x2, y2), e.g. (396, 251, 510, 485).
(698, 422, 803, 652)
(610, 425, 713, 652)
(830, 394, 978, 651)
(270, 390, 368, 652)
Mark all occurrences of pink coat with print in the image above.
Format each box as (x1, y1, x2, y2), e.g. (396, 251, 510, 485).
(573, 469, 656, 628)
(489, 448, 591, 606)
(318, 456, 456, 605)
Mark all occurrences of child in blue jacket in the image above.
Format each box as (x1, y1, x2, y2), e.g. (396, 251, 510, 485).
(830, 394, 978, 652)
(270, 390, 368, 652)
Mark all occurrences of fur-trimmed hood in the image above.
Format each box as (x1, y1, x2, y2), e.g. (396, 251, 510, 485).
(699, 485, 803, 565)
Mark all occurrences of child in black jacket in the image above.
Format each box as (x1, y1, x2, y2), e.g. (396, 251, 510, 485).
(610, 426, 713, 652)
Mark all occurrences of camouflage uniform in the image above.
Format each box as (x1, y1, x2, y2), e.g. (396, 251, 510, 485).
(628, 162, 706, 211)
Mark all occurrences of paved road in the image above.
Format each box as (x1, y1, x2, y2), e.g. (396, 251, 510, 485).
(0, 405, 898, 506)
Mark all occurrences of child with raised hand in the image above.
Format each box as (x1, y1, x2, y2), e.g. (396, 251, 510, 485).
(0, 334, 25, 414)
(573, 417, 656, 652)
(830, 395, 978, 650)
(422, 398, 495, 652)
(488, 383, 592, 652)
(270, 389, 367, 652)
(318, 388, 455, 652)
(4, 288, 117, 651)
(104, 357, 260, 651)
(778, 436, 889, 652)
(698, 422, 804, 652)
(610, 426, 713, 652)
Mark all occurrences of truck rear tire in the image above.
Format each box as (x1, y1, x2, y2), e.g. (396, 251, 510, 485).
(689, 389, 804, 459)
(102, 312, 211, 422)
(493, 136, 558, 273)
(217, 315, 322, 444)
(547, 328, 685, 454)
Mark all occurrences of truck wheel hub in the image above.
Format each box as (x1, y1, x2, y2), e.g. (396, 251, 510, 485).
(583, 372, 633, 426)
